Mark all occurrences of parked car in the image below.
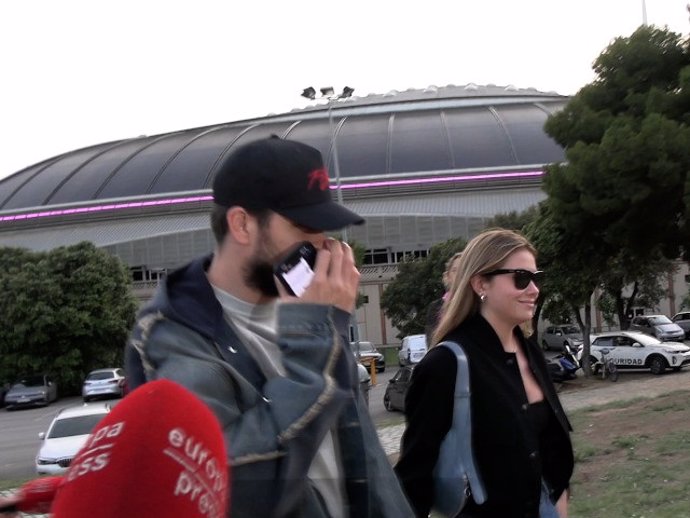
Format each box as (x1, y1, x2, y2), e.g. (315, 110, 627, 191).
(350, 341, 385, 373)
(398, 334, 428, 366)
(383, 365, 414, 412)
(576, 330, 690, 375)
(0, 382, 9, 408)
(4, 374, 58, 410)
(82, 368, 126, 402)
(36, 402, 112, 475)
(630, 315, 685, 342)
(541, 324, 583, 351)
(671, 312, 690, 339)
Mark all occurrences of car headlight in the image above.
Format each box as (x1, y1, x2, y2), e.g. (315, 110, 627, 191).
(36, 457, 57, 465)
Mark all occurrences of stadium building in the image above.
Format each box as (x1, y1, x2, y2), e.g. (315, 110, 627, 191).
(0, 84, 570, 345)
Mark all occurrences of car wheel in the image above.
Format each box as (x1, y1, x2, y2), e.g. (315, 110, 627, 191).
(541, 340, 549, 351)
(383, 393, 394, 412)
(377, 366, 385, 373)
(649, 355, 667, 375)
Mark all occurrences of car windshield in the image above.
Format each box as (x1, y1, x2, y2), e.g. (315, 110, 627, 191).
(648, 316, 672, 325)
(561, 326, 580, 335)
(353, 342, 376, 353)
(86, 371, 115, 381)
(13, 376, 44, 388)
(48, 414, 105, 439)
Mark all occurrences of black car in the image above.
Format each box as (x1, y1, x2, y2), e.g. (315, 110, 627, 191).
(383, 365, 414, 412)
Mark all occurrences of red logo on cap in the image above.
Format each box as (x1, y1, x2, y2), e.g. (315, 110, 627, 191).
(307, 168, 330, 191)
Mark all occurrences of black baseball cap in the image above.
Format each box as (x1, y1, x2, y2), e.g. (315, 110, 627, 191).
(212, 136, 364, 231)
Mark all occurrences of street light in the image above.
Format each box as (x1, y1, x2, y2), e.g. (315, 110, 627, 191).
(301, 86, 355, 242)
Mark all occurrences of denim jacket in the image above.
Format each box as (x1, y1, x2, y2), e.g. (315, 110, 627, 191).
(125, 255, 413, 518)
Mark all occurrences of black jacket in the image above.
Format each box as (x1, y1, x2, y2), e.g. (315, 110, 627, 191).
(395, 313, 574, 518)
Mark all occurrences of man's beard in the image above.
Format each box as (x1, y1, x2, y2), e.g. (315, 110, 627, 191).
(246, 260, 279, 297)
(245, 232, 280, 298)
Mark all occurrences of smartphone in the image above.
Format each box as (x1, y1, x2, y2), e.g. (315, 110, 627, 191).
(273, 241, 318, 297)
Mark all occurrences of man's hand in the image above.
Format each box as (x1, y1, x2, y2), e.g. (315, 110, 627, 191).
(276, 239, 360, 313)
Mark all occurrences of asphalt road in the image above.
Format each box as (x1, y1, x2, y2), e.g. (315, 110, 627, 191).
(0, 396, 87, 481)
(0, 370, 400, 484)
(0, 358, 540, 483)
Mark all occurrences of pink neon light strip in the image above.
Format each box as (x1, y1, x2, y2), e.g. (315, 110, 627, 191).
(0, 170, 542, 222)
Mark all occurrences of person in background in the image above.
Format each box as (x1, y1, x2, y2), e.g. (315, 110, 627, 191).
(125, 137, 414, 518)
(396, 228, 573, 518)
(424, 252, 463, 344)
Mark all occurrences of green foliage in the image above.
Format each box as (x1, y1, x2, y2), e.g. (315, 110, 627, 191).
(544, 25, 690, 263)
(0, 242, 138, 393)
(484, 206, 538, 233)
(381, 238, 465, 339)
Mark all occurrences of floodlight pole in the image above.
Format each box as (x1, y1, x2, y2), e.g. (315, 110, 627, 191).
(301, 86, 354, 243)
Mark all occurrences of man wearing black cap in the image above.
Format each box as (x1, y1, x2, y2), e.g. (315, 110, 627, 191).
(125, 137, 414, 518)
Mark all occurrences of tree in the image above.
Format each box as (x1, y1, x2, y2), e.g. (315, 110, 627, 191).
(544, 26, 690, 263)
(381, 238, 465, 339)
(526, 201, 601, 375)
(597, 252, 677, 329)
(538, 26, 690, 373)
(485, 206, 539, 233)
(0, 242, 138, 392)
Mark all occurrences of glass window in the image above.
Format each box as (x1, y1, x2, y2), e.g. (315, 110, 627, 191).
(594, 337, 613, 348)
(48, 414, 106, 438)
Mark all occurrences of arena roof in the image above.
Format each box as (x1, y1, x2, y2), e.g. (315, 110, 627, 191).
(0, 84, 567, 217)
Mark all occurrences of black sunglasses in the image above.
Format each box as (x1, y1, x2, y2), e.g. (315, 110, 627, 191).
(482, 269, 544, 290)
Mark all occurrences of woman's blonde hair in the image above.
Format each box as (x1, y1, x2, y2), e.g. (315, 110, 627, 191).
(431, 228, 537, 346)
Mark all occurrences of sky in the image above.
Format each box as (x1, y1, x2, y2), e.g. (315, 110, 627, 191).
(1, 0, 688, 181)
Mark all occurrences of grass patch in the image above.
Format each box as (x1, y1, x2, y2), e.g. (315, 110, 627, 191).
(0, 476, 32, 492)
(569, 390, 690, 518)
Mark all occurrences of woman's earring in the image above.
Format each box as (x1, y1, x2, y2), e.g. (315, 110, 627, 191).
(480, 293, 486, 302)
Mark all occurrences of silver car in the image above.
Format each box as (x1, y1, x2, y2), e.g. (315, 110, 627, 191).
(541, 325, 583, 351)
(82, 368, 126, 402)
(4, 374, 58, 410)
(630, 315, 685, 342)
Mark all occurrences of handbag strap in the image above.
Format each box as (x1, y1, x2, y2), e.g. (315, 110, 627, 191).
(438, 340, 487, 504)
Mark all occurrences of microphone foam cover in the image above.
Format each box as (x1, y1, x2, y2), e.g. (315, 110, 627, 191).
(50, 379, 229, 518)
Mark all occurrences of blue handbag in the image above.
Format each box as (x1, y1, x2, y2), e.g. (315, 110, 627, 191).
(431, 341, 487, 517)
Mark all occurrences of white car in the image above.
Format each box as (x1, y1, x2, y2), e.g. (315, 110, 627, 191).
(398, 334, 428, 366)
(577, 331, 690, 375)
(36, 402, 111, 475)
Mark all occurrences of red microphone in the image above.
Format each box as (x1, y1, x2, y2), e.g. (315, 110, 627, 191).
(49, 379, 230, 518)
(0, 476, 63, 514)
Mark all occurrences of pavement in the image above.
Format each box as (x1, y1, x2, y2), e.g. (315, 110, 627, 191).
(377, 369, 690, 457)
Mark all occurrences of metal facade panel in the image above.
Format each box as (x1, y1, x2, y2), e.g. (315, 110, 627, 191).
(46, 140, 153, 205)
(150, 126, 245, 193)
(2, 150, 100, 209)
(493, 104, 564, 165)
(445, 107, 516, 169)
(390, 110, 451, 173)
(0, 213, 210, 251)
(346, 188, 546, 217)
(94, 133, 194, 199)
(335, 114, 391, 177)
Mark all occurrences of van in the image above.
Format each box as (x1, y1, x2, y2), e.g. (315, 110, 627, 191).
(398, 334, 428, 365)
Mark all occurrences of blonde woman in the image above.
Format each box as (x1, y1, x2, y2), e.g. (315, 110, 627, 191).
(396, 229, 573, 518)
